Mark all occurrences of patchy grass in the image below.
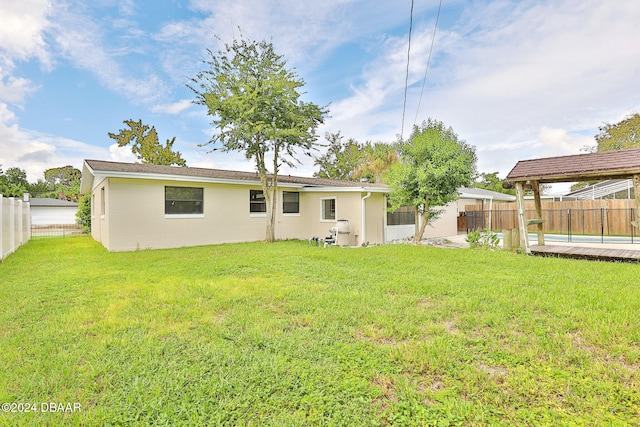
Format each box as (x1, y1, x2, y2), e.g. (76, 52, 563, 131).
(0, 236, 638, 426)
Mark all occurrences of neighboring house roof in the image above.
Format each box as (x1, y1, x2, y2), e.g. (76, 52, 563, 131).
(29, 198, 78, 207)
(565, 179, 633, 200)
(458, 187, 516, 202)
(506, 147, 640, 183)
(81, 160, 389, 194)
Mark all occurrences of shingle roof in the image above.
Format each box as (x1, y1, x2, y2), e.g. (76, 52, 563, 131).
(84, 159, 387, 189)
(506, 147, 640, 183)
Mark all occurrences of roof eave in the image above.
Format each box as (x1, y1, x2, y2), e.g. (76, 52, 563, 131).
(79, 160, 95, 194)
(507, 170, 640, 184)
(82, 163, 389, 192)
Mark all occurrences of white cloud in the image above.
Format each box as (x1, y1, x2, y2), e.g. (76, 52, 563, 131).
(0, 0, 52, 66)
(537, 127, 593, 158)
(0, 71, 35, 103)
(108, 143, 136, 163)
(0, 102, 108, 181)
(154, 0, 440, 87)
(424, 0, 640, 133)
(42, 1, 167, 103)
(151, 99, 193, 115)
(324, 0, 640, 177)
(0, 0, 52, 105)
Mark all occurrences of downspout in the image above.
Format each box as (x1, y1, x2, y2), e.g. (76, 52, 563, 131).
(361, 191, 372, 246)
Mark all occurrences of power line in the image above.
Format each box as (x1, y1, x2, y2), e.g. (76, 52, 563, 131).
(400, 0, 414, 141)
(414, 0, 443, 126)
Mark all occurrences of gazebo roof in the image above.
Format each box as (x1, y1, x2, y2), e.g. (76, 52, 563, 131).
(506, 147, 640, 183)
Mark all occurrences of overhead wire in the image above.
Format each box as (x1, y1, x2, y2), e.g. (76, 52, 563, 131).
(400, 0, 414, 141)
(414, 0, 443, 127)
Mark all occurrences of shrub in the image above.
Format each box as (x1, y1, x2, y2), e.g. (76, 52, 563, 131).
(466, 229, 499, 249)
(76, 194, 91, 232)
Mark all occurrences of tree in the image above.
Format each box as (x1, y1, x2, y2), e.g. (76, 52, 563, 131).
(473, 172, 516, 195)
(387, 119, 477, 243)
(313, 133, 398, 183)
(595, 113, 640, 152)
(44, 165, 81, 200)
(108, 119, 187, 166)
(354, 143, 399, 184)
(76, 194, 91, 232)
(0, 167, 29, 197)
(28, 179, 55, 198)
(44, 165, 81, 188)
(314, 132, 366, 181)
(189, 37, 327, 242)
(572, 113, 640, 190)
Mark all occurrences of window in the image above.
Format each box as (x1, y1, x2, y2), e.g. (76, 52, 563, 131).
(282, 191, 299, 214)
(387, 205, 415, 225)
(321, 198, 336, 221)
(250, 190, 266, 213)
(165, 186, 203, 215)
(100, 187, 105, 215)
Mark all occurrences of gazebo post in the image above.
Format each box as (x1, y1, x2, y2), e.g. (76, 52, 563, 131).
(531, 180, 545, 246)
(515, 182, 530, 254)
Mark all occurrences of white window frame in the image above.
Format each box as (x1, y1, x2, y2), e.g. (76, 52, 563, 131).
(320, 197, 336, 222)
(164, 186, 204, 218)
(249, 189, 267, 217)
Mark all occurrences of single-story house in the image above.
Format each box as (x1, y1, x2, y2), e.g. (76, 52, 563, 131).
(29, 197, 79, 226)
(80, 160, 392, 252)
(456, 187, 517, 232)
(457, 187, 516, 211)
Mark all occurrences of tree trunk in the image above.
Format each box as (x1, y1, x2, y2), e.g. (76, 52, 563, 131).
(255, 148, 276, 243)
(416, 211, 429, 242)
(413, 205, 420, 243)
(263, 146, 280, 243)
(414, 196, 429, 243)
(265, 184, 276, 242)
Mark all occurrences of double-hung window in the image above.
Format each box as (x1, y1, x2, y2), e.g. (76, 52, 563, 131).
(321, 198, 336, 221)
(165, 186, 203, 215)
(250, 190, 266, 214)
(282, 191, 299, 214)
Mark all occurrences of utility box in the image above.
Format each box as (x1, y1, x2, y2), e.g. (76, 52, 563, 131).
(336, 219, 351, 246)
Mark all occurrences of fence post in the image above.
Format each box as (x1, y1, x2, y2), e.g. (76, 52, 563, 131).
(9, 197, 15, 256)
(23, 193, 31, 243)
(16, 199, 23, 246)
(601, 208, 604, 243)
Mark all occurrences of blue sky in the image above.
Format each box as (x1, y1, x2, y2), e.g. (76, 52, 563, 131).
(1, 0, 639, 194)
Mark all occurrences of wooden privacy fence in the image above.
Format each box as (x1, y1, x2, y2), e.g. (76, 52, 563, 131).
(465, 199, 638, 238)
(0, 195, 31, 261)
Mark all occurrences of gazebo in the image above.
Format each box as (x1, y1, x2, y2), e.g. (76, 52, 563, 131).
(505, 147, 640, 254)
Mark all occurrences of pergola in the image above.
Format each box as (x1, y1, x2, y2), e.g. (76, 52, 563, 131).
(505, 147, 640, 253)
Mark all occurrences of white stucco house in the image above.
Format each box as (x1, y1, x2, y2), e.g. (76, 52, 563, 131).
(80, 160, 394, 251)
(79, 160, 500, 251)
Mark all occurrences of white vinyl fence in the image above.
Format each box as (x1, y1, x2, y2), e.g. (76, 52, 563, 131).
(0, 194, 31, 261)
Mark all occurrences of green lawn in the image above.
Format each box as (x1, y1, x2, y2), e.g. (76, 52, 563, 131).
(0, 236, 638, 426)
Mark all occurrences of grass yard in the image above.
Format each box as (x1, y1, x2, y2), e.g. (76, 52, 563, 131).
(0, 236, 639, 426)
